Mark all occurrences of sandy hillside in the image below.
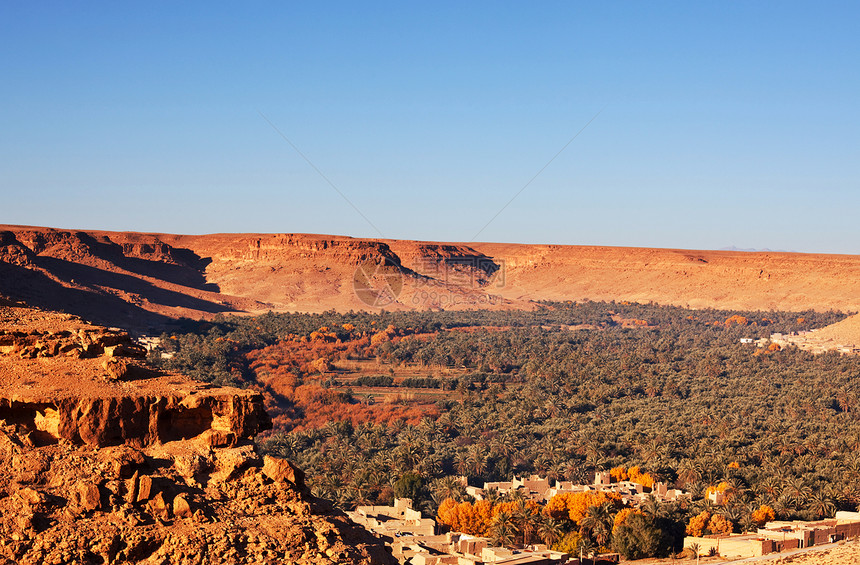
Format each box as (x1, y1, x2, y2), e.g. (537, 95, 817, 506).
(802, 313, 860, 348)
(764, 541, 860, 564)
(632, 539, 860, 564)
(470, 242, 860, 313)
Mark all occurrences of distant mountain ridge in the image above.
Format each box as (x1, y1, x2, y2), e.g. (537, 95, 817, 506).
(720, 246, 792, 253)
(1, 225, 859, 330)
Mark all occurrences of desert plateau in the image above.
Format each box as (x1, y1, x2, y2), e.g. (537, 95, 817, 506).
(2, 225, 859, 329)
(4, 3, 859, 564)
(2, 226, 860, 564)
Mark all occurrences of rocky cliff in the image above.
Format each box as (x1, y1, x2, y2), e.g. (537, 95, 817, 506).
(0, 303, 395, 564)
(2, 226, 860, 332)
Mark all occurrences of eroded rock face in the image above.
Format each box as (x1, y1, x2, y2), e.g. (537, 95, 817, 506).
(0, 428, 394, 565)
(0, 304, 395, 564)
(0, 327, 146, 360)
(0, 305, 270, 449)
(0, 388, 270, 448)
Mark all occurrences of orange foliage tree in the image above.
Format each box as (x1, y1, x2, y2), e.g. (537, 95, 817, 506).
(686, 510, 734, 536)
(436, 499, 496, 536)
(725, 315, 748, 326)
(708, 514, 734, 535)
(609, 466, 628, 482)
(627, 466, 655, 489)
(751, 505, 776, 526)
(706, 481, 729, 496)
(544, 491, 622, 526)
(608, 465, 654, 488)
(686, 511, 711, 537)
(612, 508, 640, 533)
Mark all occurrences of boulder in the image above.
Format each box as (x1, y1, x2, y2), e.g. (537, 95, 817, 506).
(136, 475, 154, 503)
(77, 482, 102, 512)
(212, 444, 260, 483)
(172, 494, 192, 519)
(262, 455, 305, 488)
(102, 357, 133, 381)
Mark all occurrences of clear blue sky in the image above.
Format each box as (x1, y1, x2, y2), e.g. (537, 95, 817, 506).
(2, 2, 858, 253)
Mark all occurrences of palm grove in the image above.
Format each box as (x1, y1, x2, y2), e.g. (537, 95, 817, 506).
(151, 301, 859, 558)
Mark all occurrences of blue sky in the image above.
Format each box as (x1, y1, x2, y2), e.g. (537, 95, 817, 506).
(2, 2, 858, 253)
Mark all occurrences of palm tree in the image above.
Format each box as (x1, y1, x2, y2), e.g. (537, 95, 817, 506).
(835, 483, 860, 509)
(349, 476, 372, 508)
(431, 476, 466, 505)
(687, 542, 701, 565)
(537, 516, 564, 548)
(491, 510, 519, 547)
(740, 513, 757, 534)
(808, 490, 837, 519)
(455, 451, 470, 476)
(718, 505, 743, 530)
(419, 417, 440, 440)
(469, 445, 487, 477)
(782, 477, 812, 509)
(511, 498, 539, 545)
(580, 502, 614, 548)
(578, 537, 597, 565)
(702, 465, 722, 486)
(510, 488, 527, 503)
(484, 486, 504, 506)
(439, 476, 466, 499)
(641, 494, 662, 518)
(678, 460, 702, 487)
(692, 497, 716, 514)
(725, 476, 748, 501)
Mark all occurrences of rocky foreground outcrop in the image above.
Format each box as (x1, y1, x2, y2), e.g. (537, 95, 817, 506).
(0, 303, 395, 564)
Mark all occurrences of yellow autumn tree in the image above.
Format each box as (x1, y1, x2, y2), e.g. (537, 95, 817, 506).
(685, 509, 734, 536)
(751, 505, 776, 526)
(627, 466, 655, 489)
(436, 498, 495, 536)
(708, 514, 734, 535)
(465, 500, 494, 535)
(544, 491, 622, 525)
(609, 466, 628, 482)
(491, 500, 517, 518)
(492, 499, 539, 518)
(686, 511, 711, 537)
(554, 531, 582, 554)
(612, 508, 640, 534)
(706, 481, 732, 503)
(438, 498, 458, 528)
(725, 315, 748, 326)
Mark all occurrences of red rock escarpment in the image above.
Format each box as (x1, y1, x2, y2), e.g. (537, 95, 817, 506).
(0, 304, 395, 564)
(3, 225, 860, 322)
(0, 306, 269, 448)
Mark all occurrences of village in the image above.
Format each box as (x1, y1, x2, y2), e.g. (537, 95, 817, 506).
(742, 331, 860, 355)
(348, 472, 860, 565)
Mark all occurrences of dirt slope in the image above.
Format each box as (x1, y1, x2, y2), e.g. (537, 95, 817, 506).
(1, 226, 858, 331)
(799, 313, 860, 349)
